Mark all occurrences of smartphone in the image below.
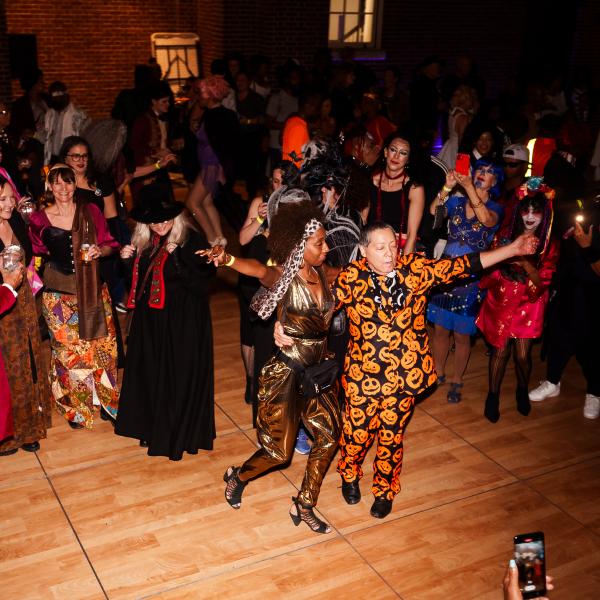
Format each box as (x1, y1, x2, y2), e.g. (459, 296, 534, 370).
(455, 152, 470, 176)
(514, 531, 547, 599)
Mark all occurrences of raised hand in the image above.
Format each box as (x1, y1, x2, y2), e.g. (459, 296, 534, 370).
(512, 233, 538, 256)
(196, 244, 226, 266)
(573, 221, 593, 249)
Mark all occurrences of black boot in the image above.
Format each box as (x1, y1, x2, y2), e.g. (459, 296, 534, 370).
(484, 392, 500, 423)
(516, 387, 531, 416)
(244, 376, 253, 405)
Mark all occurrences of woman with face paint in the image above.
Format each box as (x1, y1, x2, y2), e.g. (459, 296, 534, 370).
(476, 183, 558, 422)
(427, 159, 504, 403)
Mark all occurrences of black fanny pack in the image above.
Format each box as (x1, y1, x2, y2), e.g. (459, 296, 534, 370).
(277, 350, 338, 399)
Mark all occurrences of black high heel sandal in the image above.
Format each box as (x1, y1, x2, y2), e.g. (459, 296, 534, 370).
(289, 496, 331, 534)
(223, 466, 247, 509)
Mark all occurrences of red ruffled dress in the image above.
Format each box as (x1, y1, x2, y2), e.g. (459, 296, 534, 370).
(476, 237, 559, 348)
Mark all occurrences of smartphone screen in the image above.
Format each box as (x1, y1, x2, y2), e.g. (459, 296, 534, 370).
(514, 532, 546, 599)
(455, 153, 470, 176)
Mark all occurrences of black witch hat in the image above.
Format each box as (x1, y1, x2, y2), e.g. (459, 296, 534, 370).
(129, 183, 183, 224)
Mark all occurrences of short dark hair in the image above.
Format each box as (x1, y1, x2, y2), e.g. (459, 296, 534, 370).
(359, 221, 396, 247)
(148, 80, 172, 101)
(44, 165, 76, 206)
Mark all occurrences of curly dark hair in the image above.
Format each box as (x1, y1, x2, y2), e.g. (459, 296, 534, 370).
(268, 199, 324, 264)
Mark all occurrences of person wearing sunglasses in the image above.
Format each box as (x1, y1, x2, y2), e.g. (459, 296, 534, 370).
(428, 159, 504, 403)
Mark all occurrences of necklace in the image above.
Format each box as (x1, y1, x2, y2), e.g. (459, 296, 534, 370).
(384, 169, 405, 181)
(298, 266, 319, 285)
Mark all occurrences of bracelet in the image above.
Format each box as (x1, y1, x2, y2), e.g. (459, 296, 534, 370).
(155, 161, 161, 170)
(442, 185, 453, 193)
(224, 254, 236, 267)
(255, 215, 265, 225)
(471, 199, 483, 208)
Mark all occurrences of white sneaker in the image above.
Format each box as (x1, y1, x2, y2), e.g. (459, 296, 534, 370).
(583, 394, 600, 419)
(529, 380, 561, 402)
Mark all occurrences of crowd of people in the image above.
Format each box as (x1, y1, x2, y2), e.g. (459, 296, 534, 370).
(0, 50, 599, 553)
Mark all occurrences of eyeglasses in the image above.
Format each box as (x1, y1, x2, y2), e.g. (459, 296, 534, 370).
(67, 153, 88, 161)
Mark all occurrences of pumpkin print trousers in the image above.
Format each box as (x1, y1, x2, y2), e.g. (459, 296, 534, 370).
(238, 357, 341, 507)
(337, 392, 415, 501)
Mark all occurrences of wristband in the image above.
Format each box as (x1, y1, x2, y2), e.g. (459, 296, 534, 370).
(224, 254, 236, 267)
(255, 215, 265, 225)
(442, 185, 453, 193)
(155, 161, 161, 170)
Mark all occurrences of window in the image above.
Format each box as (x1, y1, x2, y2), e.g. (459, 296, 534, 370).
(328, 0, 381, 47)
(151, 33, 200, 92)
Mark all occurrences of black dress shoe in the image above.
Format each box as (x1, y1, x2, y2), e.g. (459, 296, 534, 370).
(341, 480, 361, 505)
(139, 440, 149, 448)
(68, 420, 84, 430)
(21, 441, 40, 452)
(516, 387, 531, 416)
(370, 498, 393, 519)
(0, 448, 18, 456)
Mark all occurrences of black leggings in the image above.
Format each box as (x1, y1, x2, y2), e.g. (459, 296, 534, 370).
(489, 339, 533, 394)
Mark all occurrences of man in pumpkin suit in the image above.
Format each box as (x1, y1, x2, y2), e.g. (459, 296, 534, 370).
(276, 220, 538, 519)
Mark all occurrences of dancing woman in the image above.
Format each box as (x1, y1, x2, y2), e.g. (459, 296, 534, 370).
(427, 161, 504, 403)
(476, 181, 558, 422)
(201, 197, 340, 534)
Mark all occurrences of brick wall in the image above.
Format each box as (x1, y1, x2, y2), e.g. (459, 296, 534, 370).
(5, 0, 199, 118)
(3, 0, 598, 119)
(197, 0, 224, 75)
(0, 0, 11, 102)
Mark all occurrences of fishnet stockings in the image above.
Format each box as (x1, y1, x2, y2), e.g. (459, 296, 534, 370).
(489, 338, 533, 394)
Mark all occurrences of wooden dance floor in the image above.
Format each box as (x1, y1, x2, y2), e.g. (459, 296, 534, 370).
(1, 271, 599, 599)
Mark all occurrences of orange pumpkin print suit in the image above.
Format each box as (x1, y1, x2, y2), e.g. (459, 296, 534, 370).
(332, 252, 478, 500)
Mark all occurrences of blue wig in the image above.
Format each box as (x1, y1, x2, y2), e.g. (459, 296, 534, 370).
(472, 159, 504, 199)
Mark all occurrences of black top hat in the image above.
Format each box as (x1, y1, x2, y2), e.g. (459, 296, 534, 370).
(129, 183, 184, 223)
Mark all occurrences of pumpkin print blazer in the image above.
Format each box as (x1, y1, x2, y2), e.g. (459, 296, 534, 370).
(333, 252, 482, 398)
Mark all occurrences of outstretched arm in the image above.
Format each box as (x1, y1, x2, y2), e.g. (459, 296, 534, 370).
(197, 246, 282, 288)
(479, 234, 538, 270)
(412, 233, 539, 293)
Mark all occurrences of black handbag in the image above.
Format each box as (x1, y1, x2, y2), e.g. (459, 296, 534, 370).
(277, 351, 339, 399)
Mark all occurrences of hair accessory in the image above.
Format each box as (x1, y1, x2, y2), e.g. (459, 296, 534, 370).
(250, 218, 321, 320)
(516, 177, 555, 201)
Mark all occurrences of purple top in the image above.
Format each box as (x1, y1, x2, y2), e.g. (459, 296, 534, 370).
(28, 202, 119, 257)
(196, 122, 220, 166)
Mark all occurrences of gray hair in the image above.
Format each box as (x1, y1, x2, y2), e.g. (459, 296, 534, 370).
(358, 221, 396, 247)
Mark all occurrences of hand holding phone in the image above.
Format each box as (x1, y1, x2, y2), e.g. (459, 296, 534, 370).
(455, 152, 471, 176)
(513, 531, 547, 599)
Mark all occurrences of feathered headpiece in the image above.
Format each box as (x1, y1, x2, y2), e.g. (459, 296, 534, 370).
(299, 139, 350, 206)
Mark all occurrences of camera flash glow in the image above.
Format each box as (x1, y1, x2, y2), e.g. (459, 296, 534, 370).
(575, 214, 584, 222)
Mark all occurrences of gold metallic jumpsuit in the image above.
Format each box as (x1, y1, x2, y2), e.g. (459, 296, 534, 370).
(238, 269, 341, 507)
